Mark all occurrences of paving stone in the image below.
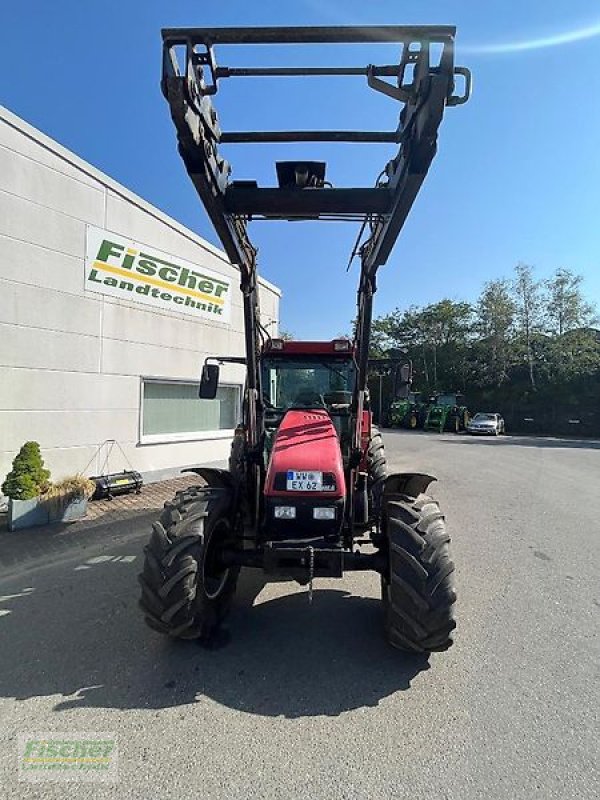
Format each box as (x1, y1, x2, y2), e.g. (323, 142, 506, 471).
(0, 474, 203, 572)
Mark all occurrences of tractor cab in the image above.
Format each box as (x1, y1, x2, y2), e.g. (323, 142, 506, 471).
(433, 392, 465, 407)
(261, 339, 355, 410)
(261, 338, 357, 463)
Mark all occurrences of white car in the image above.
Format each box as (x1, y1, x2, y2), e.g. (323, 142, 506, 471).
(467, 412, 505, 435)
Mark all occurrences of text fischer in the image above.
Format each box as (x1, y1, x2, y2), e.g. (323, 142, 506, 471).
(88, 238, 229, 315)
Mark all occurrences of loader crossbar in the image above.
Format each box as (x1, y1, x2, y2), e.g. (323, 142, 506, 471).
(162, 25, 457, 44)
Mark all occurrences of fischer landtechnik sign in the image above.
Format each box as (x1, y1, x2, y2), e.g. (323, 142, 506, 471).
(84, 225, 232, 323)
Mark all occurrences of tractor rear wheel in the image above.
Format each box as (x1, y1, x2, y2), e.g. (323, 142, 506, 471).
(139, 486, 239, 640)
(381, 493, 456, 653)
(367, 427, 387, 520)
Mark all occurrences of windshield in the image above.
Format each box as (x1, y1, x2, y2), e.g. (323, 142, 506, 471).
(435, 394, 458, 406)
(261, 357, 356, 410)
(473, 413, 496, 421)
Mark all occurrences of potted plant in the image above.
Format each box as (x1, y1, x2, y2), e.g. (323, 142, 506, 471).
(2, 442, 51, 531)
(2, 443, 96, 531)
(44, 475, 96, 524)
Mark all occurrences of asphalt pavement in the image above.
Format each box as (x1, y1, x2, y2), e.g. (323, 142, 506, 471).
(0, 431, 598, 799)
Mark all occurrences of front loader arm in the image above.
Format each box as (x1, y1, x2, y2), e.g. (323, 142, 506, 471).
(160, 23, 471, 487)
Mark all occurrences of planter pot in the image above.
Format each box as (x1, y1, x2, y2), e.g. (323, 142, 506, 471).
(48, 496, 88, 524)
(7, 495, 88, 532)
(7, 497, 49, 532)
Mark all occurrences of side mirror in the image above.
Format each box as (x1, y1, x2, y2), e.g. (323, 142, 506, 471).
(199, 363, 219, 399)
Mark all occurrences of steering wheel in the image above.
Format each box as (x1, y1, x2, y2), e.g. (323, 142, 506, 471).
(292, 390, 326, 407)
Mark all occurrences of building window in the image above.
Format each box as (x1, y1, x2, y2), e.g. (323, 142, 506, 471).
(141, 380, 240, 441)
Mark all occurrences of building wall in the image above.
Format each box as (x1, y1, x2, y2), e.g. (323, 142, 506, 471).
(0, 107, 280, 484)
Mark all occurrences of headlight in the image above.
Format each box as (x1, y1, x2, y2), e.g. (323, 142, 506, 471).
(313, 507, 336, 520)
(274, 506, 296, 519)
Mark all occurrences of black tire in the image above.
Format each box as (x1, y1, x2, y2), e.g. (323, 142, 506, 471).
(139, 486, 239, 640)
(228, 426, 246, 486)
(367, 427, 387, 520)
(381, 493, 456, 653)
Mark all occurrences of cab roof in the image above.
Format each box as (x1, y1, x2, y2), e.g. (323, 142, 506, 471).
(262, 339, 355, 356)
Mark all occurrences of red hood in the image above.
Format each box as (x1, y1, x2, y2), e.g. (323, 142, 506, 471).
(264, 409, 345, 498)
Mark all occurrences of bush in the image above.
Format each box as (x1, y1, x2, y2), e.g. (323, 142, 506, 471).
(45, 475, 96, 503)
(1, 442, 51, 500)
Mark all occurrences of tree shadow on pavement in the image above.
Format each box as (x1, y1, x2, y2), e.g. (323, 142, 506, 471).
(0, 568, 430, 719)
(0, 509, 159, 574)
(439, 435, 600, 450)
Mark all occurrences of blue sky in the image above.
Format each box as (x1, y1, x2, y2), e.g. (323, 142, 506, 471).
(2, 1, 599, 337)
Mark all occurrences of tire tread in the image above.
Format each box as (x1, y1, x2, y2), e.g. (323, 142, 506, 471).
(139, 486, 238, 640)
(382, 493, 456, 653)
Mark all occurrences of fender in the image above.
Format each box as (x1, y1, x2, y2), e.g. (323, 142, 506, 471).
(181, 467, 234, 490)
(384, 472, 437, 498)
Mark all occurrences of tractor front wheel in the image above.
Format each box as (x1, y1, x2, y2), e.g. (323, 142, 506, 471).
(381, 493, 456, 653)
(139, 486, 239, 640)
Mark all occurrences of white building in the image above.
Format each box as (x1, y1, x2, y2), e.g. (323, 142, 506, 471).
(0, 106, 280, 485)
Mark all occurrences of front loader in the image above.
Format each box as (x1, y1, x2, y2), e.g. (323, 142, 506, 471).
(139, 25, 471, 653)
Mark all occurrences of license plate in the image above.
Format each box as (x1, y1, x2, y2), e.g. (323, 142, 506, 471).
(286, 470, 323, 491)
(114, 478, 130, 486)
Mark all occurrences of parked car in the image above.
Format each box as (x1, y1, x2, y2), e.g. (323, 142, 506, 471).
(467, 412, 505, 435)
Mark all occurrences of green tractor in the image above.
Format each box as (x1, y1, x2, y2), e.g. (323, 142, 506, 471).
(424, 392, 470, 433)
(389, 391, 426, 429)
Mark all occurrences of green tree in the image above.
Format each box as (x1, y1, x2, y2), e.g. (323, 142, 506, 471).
(2, 442, 51, 500)
(419, 300, 473, 388)
(366, 263, 600, 432)
(371, 306, 425, 363)
(545, 268, 596, 336)
(370, 300, 473, 391)
(548, 328, 600, 384)
(512, 263, 544, 391)
(474, 279, 516, 386)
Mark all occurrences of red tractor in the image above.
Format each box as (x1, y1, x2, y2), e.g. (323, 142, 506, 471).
(139, 24, 470, 653)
